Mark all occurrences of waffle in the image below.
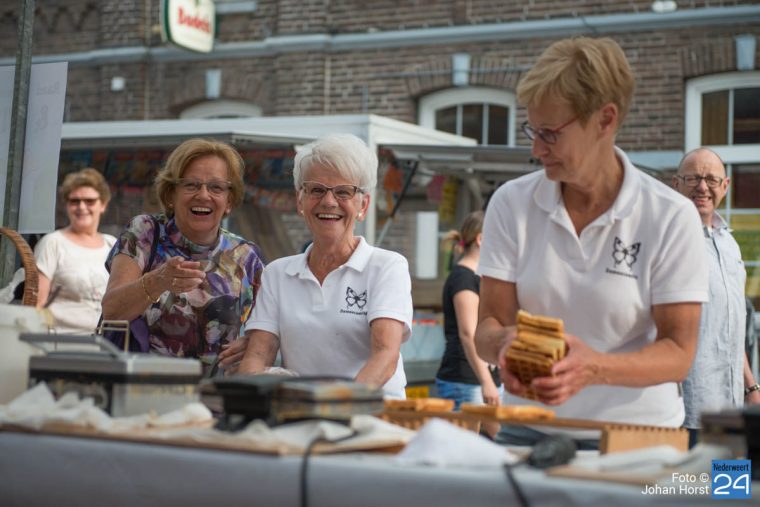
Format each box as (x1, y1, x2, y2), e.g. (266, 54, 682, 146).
(460, 403, 556, 421)
(384, 397, 455, 412)
(506, 310, 567, 400)
(516, 309, 564, 336)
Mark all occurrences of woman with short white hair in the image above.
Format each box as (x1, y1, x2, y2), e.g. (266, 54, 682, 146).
(233, 134, 412, 398)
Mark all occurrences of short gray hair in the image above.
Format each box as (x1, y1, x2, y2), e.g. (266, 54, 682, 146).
(292, 134, 378, 191)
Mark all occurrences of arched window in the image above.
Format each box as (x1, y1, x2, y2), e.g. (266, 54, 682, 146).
(685, 72, 760, 306)
(180, 100, 262, 119)
(418, 87, 516, 146)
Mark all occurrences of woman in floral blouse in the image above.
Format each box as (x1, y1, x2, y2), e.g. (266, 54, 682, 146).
(102, 138, 265, 373)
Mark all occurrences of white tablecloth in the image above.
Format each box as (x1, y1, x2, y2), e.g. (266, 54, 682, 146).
(0, 431, 756, 507)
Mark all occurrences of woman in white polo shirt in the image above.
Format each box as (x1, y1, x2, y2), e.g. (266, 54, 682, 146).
(235, 134, 412, 398)
(474, 37, 708, 447)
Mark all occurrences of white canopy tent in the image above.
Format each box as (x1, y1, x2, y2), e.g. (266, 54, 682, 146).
(61, 114, 475, 245)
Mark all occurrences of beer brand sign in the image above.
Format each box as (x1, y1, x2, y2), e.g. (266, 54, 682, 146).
(161, 0, 216, 53)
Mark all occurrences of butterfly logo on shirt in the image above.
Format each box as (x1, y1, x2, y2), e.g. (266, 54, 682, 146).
(345, 287, 367, 309)
(612, 237, 641, 268)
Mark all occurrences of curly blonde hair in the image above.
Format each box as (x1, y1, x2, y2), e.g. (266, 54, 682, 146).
(154, 138, 245, 217)
(59, 168, 111, 205)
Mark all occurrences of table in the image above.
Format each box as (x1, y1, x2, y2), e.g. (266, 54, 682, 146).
(0, 431, 755, 507)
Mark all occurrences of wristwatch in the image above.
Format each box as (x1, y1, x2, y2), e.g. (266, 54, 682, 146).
(744, 384, 760, 396)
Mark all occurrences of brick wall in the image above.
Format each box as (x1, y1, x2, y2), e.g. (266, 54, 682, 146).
(100, 0, 145, 47)
(1, 1, 100, 54)
(1, 1, 759, 264)
(217, 0, 278, 42)
(52, 22, 760, 126)
(1, 1, 756, 142)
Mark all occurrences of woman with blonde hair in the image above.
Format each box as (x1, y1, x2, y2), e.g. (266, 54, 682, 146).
(475, 37, 707, 447)
(436, 210, 500, 409)
(35, 168, 116, 334)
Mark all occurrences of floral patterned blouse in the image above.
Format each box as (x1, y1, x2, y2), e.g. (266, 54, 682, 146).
(105, 214, 265, 369)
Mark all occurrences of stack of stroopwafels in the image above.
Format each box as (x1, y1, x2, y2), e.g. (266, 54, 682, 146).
(384, 398, 455, 412)
(505, 310, 566, 400)
(460, 403, 555, 421)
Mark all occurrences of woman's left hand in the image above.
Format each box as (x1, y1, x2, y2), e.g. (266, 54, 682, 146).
(217, 336, 250, 374)
(529, 333, 603, 406)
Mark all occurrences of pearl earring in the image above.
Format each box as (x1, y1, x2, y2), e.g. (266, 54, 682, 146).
(357, 213, 363, 219)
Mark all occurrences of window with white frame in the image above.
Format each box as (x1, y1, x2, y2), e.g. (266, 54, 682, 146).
(685, 72, 760, 306)
(418, 87, 516, 146)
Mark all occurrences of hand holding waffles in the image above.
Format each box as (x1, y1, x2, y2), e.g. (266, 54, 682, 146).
(528, 332, 605, 406)
(503, 310, 565, 400)
(502, 310, 605, 405)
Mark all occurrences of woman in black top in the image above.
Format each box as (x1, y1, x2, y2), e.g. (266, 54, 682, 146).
(436, 211, 500, 409)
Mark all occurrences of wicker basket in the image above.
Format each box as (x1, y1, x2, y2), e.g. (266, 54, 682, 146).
(0, 227, 38, 306)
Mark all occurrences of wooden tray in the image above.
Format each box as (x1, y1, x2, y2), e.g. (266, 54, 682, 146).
(381, 410, 688, 454)
(381, 410, 481, 433)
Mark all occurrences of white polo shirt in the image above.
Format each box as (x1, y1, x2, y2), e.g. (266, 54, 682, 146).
(244, 237, 412, 398)
(479, 147, 708, 430)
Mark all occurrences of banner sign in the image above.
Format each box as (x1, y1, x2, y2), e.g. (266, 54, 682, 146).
(161, 0, 216, 53)
(0, 62, 68, 233)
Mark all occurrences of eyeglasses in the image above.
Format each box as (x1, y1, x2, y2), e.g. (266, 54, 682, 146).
(67, 197, 99, 206)
(521, 117, 577, 145)
(675, 174, 724, 188)
(176, 178, 232, 195)
(301, 181, 364, 201)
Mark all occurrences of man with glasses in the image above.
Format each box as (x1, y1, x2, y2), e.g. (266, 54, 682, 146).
(673, 148, 760, 447)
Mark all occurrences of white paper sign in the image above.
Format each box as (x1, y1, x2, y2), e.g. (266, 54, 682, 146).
(0, 62, 68, 233)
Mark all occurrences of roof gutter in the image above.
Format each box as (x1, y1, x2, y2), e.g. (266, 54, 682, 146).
(2, 6, 759, 67)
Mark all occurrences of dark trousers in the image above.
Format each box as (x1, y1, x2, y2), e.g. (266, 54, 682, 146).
(686, 427, 700, 449)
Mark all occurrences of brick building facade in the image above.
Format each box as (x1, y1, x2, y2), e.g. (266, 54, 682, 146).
(2, 0, 760, 303)
(0, 2, 756, 131)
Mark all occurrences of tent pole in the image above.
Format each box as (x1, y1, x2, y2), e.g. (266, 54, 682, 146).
(376, 161, 418, 247)
(1, 0, 35, 287)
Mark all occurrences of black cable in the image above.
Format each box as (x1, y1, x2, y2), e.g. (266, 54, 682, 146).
(300, 429, 359, 507)
(504, 462, 531, 507)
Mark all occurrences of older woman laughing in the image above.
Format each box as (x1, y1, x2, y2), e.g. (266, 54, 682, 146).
(234, 134, 412, 398)
(102, 138, 265, 374)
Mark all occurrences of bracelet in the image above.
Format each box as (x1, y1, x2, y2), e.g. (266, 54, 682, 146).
(744, 384, 760, 397)
(140, 275, 160, 304)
